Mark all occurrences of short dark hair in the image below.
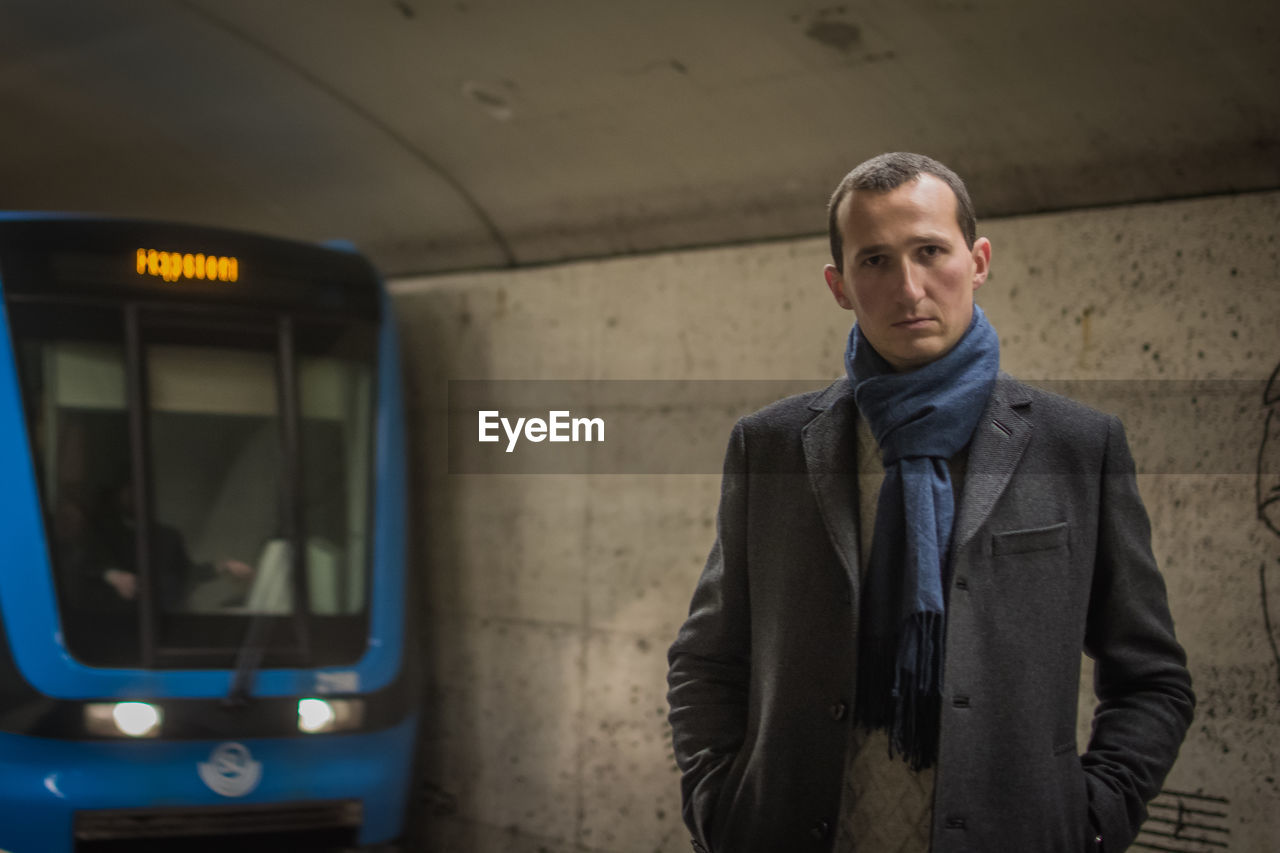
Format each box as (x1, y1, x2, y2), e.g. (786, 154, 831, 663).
(826, 152, 976, 270)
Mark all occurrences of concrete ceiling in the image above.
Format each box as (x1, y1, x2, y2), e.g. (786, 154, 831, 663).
(1, 0, 1276, 277)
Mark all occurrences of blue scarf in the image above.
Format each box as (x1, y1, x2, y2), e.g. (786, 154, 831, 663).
(845, 305, 999, 769)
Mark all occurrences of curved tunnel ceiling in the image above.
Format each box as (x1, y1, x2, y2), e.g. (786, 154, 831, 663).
(0, 0, 1276, 276)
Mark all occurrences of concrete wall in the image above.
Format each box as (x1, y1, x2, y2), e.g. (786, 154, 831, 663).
(391, 190, 1280, 852)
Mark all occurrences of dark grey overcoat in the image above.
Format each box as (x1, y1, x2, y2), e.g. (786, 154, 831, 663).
(667, 375, 1194, 853)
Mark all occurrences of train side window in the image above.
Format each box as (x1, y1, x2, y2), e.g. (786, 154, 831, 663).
(38, 341, 133, 611)
(297, 322, 376, 616)
(10, 304, 140, 665)
(11, 306, 129, 523)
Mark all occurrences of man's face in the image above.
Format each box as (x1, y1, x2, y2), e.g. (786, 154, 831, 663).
(823, 174, 991, 372)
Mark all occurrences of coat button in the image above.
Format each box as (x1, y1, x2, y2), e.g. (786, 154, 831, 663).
(955, 576, 969, 590)
(953, 695, 971, 708)
(945, 816, 967, 830)
(809, 820, 830, 840)
(830, 702, 848, 721)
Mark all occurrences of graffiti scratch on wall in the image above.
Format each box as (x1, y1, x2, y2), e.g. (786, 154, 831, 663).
(1135, 789, 1231, 851)
(1258, 361, 1280, 697)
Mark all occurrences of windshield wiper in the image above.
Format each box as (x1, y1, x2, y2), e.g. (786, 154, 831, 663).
(225, 612, 274, 706)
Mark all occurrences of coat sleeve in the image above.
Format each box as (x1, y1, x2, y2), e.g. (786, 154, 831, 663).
(1082, 415, 1196, 851)
(666, 420, 751, 852)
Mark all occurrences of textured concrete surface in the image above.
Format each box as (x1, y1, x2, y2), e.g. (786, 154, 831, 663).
(5, 3, 1279, 275)
(392, 190, 1279, 852)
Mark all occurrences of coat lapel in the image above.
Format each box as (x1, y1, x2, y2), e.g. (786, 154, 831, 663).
(952, 373, 1034, 553)
(802, 373, 1034, 589)
(802, 379, 863, 592)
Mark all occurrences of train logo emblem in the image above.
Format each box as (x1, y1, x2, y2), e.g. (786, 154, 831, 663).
(197, 742, 262, 797)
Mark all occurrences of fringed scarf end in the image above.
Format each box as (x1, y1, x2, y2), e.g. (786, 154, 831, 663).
(855, 611, 945, 770)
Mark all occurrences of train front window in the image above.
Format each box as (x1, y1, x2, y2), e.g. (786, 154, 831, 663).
(146, 335, 286, 623)
(10, 302, 375, 668)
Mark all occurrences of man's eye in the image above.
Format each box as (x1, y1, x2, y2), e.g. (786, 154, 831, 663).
(920, 245, 942, 257)
(862, 255, 885, 267)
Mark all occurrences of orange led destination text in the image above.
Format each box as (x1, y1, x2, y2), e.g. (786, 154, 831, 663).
(136, 248, 239, 283)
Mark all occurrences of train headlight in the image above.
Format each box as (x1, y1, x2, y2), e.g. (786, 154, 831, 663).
(84, 702, 163, 738)
(297, 698, 364, 734)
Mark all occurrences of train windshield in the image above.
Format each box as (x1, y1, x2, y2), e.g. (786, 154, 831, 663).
(10, 302, 375, 668)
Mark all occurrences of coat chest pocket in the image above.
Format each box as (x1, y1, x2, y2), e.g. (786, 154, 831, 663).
(991, 521, 1069, 556)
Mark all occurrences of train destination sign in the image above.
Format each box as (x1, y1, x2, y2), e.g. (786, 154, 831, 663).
(137, 248, 239, 284)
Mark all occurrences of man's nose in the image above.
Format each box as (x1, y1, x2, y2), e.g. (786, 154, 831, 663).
(893, 259, 926, 302)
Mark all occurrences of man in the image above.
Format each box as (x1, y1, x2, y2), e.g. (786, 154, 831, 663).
(70, 482, 253, 608)
(666, 153, 1194, 852)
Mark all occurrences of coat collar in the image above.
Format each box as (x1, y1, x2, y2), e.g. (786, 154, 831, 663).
(800, 372, 1034, 587)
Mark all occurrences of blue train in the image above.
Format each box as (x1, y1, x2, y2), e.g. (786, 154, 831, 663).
(0, 216, 417, 852)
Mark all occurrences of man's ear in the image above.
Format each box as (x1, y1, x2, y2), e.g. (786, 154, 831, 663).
(824, 264, 855, 310)
(971, 237, 992, 290)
